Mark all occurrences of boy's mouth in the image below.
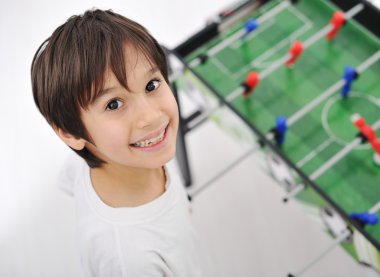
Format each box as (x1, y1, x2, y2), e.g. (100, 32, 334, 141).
(130, 125, 168, 148)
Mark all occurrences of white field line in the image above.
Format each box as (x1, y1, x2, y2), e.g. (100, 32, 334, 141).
(287, 4, 312, 24)
(231, 6, 313, 78)
(256, 0, 291, 24)
(251, 22, 312, 70)
(206, 0, 292, 58)
(252, 4, 313, 67)
(211, 58, 234, 79)
(231, 18, 275, 49)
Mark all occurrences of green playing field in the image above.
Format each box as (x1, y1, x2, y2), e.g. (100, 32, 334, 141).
(184, 0, 380, 244)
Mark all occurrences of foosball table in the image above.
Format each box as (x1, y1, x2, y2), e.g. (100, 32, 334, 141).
(168, 0, 380, 275)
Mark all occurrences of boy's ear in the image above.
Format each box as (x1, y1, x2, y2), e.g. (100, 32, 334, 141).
(54, 127, 86, 150)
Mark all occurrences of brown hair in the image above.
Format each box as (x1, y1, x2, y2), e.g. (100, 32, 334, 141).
(31, 9, 168, 168)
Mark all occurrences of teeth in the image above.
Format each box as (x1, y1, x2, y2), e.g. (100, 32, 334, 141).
(133, 128, 165, 148)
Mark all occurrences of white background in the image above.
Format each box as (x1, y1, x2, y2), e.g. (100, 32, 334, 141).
(0, 0, 378, 276)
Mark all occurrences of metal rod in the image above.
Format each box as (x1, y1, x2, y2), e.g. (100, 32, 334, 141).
(259, 54, 291, 79)
(356, 50, 380, 72)
(369, 201, 380, 214)
(288, 229, 351, 277)
(310, 138, 361, 180)
(303, 25, 333, 49)
(188, 131, 276, 199)
(287, 80, 344, 126)
(188, 144, 260, 198)
(224, 87, 245, 103)
(345, 3, 365, 19)
(283, 184, 305, 202)
(208, 29, 246, 57)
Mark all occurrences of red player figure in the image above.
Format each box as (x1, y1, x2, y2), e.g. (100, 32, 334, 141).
(372, 139, 380, 165)
(285, 41, 304, 67)
(327, 11, 345, 40)
(243, 71, 260, 97)
(351, 114, 380, 165)
(360, 125, 377, 142)
(352, 114, 366, 129)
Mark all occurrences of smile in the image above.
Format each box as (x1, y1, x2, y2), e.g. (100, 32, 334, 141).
(131, 125, 168, 148)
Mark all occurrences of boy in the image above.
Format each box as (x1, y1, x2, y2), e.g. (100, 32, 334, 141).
(31, 9, 201, 276)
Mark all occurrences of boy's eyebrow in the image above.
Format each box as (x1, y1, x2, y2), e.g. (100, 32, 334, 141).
(92, 66, 160, 105)
(146, 66, 159, 76)
(92, 87, 118, 105)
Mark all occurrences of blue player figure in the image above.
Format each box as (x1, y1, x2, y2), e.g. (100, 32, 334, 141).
(242, 18, 259, 40)
(342, 65, 359, 97)
(351, 211, 379, 226)
(273, 115, 287, 147)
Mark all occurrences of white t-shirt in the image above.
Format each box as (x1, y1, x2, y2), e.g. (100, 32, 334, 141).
(58, 154, 202, 277)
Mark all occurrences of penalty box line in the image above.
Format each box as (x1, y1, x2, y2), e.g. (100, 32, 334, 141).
(188, 0, 292, 69)
(249, 5, 313, 68)
(213, 5, 313, 80)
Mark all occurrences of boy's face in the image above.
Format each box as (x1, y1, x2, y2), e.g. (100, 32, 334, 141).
(81, 46, 179, 169)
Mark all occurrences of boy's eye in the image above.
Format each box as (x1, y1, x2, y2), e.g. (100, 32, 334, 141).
(106, 99, 123, 111)
(146, 79, 161, 92)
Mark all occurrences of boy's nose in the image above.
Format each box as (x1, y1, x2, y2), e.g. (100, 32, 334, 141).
(134, 96, 162, 129)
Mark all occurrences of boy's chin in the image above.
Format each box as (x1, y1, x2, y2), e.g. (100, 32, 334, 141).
(118, 150, 177, 169)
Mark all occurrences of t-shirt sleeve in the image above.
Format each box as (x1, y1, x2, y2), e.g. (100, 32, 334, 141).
(56, 152, 84, 196)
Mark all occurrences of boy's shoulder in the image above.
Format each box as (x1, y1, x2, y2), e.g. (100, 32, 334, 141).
(57, 151, 86, 196)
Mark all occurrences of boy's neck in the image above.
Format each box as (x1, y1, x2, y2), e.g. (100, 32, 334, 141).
(90, 164, 166, 208)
